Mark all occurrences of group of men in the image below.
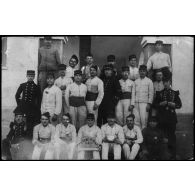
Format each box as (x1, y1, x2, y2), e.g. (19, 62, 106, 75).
(2, 38, 182, 160)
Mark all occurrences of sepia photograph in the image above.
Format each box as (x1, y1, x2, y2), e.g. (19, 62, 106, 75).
(1, 36, 194, 161)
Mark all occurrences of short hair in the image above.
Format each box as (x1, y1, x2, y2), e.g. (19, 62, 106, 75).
(46, 72, 55, 79)
(129, 55, 137, 61)
(62, 113, 71, 119)
(70, 54, 79, 64)
(85, 53, 93, 58)
(90, 65, 98, 71)
(126, 114, 135, 120)
(42, 112, 50, 119)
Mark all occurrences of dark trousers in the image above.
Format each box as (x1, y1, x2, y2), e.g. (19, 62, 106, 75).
(26, 114, 40, 138)
(1, 139, 12, 160)
(160, 123, 176, 159)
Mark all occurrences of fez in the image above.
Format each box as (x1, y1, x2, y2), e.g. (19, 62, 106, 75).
(129, 55, 137, 61)
(13, 106, 24, 116)
(103, 64, 114, 70)
(121, 66, 130, 72)
(58, 64, 67, 70)
(107, 112, 115, 119)
(71, 54, 79, 64)
(139, 65, 147, 71)
(27, 70, 35, 75)
(155, 40, 164, 45)
(46, 72, 55, 78)
(149, 116, 158, 122)
(107, 55, 116, 62)
(86, 52, 93, 57)
(74, 70, 82, 76)
(90, 65, 98, 71)
(87, 113, 95, 120)
(42, 112, 50, 119)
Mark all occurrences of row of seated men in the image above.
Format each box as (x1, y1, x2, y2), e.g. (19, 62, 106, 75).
(2, 110, 171, 160)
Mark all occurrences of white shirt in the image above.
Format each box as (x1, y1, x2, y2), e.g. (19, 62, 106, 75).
(66, 66, 78, 78)
(135, 77, 154, 104)
(41, 85, 62, 116)
(129, 66, 139, 81)
(85, 76, 104, 105)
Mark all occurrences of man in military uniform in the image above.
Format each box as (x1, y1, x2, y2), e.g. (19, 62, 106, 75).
(38, 36, 61, 93)
(147, 40, 172, 81)
(1, 106, 27, 160)
(155, 76, 182, 159)
(15, 70, 41, 138)
(97, 64, 122, 127)
(128, 55, 139, 81)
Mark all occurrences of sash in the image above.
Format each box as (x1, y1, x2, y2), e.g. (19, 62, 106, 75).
(69, 96, 85, 107)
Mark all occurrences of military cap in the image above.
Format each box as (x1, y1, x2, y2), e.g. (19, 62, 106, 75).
(149, 116, 158, 122)
(103, 64, 114, 70)
(58, 64, 67, 70)
(87, 113, 95, 120)
(27, 70, 35, 75)
(139, 65, 147, 71)
(129, 55, 137, 61)
(107, 112, 115, 119)
(46, 72, 55, 78)
(121, 66, 130, 72)
(13, 106, 24, 116)
(155, 40, 164, 45)
(85, 52, 93, 57)
(42, 112, 50, 119)
(71, 54, 79, 64)
(74, 70, 82, 76)
(107, 55, 116, 62)
(90, 65, 98, 71)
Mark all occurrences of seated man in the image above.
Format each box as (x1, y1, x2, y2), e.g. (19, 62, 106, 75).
(101, 113, 124, 160)
(54, 114, 77, 160)
(140, 116, 170, 160)
(123, 114, 143, 160)
(2, 106, 27, 160)
(77, 113, 102, 160)
(32, 112, 55, 160)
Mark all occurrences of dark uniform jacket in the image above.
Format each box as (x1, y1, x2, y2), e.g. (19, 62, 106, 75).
(155, 89, 182, 124)
(15, 81, 41, 117)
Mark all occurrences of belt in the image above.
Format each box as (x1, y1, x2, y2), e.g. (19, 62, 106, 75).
(38, 137, 51, 143)
(69, 96, 85, 107)
(86, 92, 98, 101)
(120, 92, 131, 100)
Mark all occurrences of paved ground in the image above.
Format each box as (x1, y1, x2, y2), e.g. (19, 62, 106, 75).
(1, 109, 194, 160)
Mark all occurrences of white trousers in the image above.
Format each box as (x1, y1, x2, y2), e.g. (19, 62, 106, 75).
(69, 106, 87, 130)
(86, 101, 98, 124)
(123, 143, 140, 160)
(54, 140, 76, 160)
(32, 143, 54, 160)
(116, 99, 131, 126)
(77, 150, 100, 160)
(102, 143, 121, 160)
(134, 103, 149, 130)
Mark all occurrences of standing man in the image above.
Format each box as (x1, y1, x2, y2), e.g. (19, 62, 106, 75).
(97, 64, 121, 127)
(41, 73, 62, 126)
(32, 112, 55, 160)
(54, 64, 73, 115)
(77, 113, 102, 160)
(128, 55, 139, 81)
(85, 65, 104, 123)
(123, 114, 143, 160)
(15, 70, 41, 138)
(66, 55, 79, 79)
(101, 113, 124, 160)
(81, 53, 101, 82)
(38, 36, 61, 93)
(147, 40, 172, 81)
(65, 70, 87, 131)
(116, 66, 135, 126)
(134, 65, 154, 130)
(155, 76, 182, 159)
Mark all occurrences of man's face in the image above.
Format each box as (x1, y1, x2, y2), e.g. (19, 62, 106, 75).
(149, 121, 157, 128)
(59, 70, 65, 77)
(129, 58, 137, 67)
(163, 80, 171, 89)
(155, 43, 163, 52)
(74, 74, 82, 83)
(126, 117, 134, 128)
(15, 115, 23, 124)
(104, 69, 113, 77)
(44, 40, 52, 48)
(107, 117, 115, 126)
(62, 115, 70, 126)
(86, 56, 94, 65)
(155, 72, 163, 82)
(47, 77, 54, 86)
(87, 118, 95, 127)
(122, 71, 129, 80)
(139, 69, 147, 78)
(41, 116, 49, 127)
(90, 68, 97, 77)
(27, 75, 35, 82)
(69, 58, 77, 68)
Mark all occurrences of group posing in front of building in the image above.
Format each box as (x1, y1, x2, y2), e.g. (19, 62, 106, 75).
(2, 39, 182, 160)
